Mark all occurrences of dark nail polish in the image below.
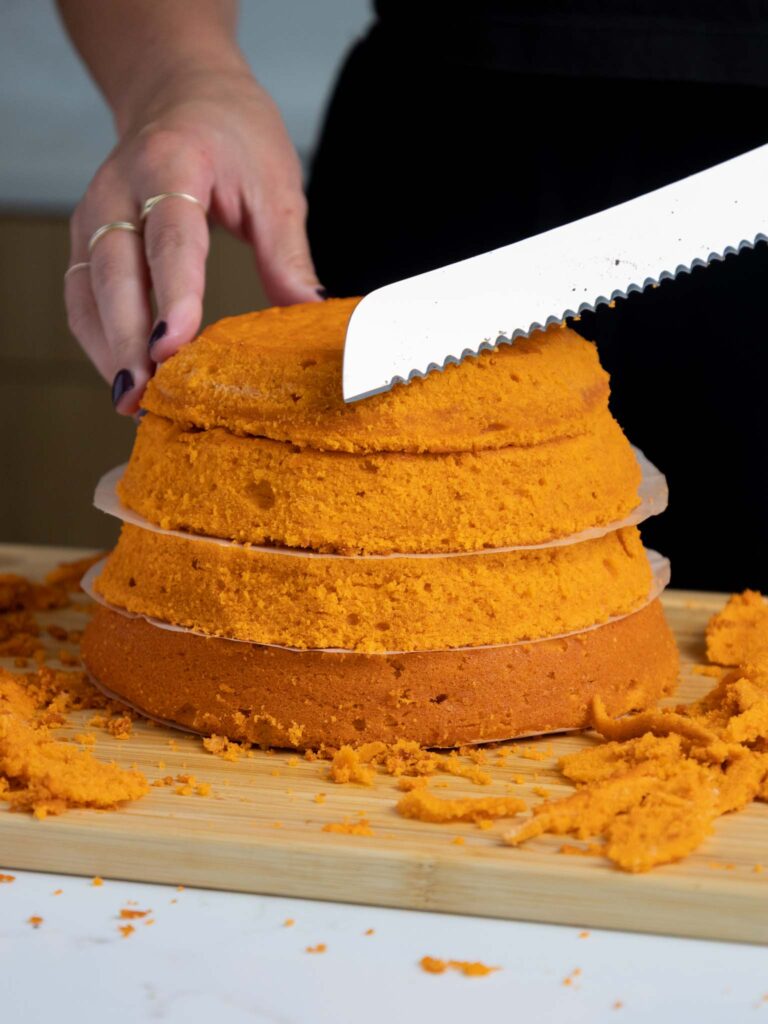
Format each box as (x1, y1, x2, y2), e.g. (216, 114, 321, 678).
(148, 320, 167, 350)
(316, 287, 329, 299)
(111, 368, 134, 407)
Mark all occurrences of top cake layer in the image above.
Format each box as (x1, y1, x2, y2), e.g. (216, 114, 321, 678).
(142, 298, 610, 454)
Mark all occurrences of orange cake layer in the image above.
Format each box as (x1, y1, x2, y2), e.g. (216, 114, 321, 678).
(119, 410, 642, 553)
(94, 524, 652, 652)
(141, 299, 610, 453)
(81, 600, 679, 749)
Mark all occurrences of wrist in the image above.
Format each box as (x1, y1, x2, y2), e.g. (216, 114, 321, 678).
(113, 54, 253, 137)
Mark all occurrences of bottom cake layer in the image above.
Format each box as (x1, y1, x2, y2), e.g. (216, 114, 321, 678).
(81, 599, 679, 749)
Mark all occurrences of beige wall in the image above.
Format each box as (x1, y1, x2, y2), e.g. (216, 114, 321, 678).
(0, 215, 267, 548)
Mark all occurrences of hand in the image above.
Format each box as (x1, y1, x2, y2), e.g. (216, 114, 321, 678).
(65, 69, 322, 414)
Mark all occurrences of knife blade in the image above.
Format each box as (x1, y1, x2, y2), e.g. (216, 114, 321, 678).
(342, 143, 768, 403)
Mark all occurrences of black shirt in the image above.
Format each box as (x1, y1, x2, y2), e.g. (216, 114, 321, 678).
(374, 1, 768, 86)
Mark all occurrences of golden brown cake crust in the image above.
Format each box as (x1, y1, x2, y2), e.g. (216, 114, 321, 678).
(141, 299, 610, 453)
(81, 600, 679, 749)
(119, 410, 642, 553)
(94, 523, 653, 652)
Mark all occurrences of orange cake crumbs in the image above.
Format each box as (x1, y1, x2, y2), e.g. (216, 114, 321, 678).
(0, 671, 148, 819)
(613, 1001, 624, 1010)
(284, 918, 295, 927)
(517, 745, 550, 762)
(505, 661, 768, 872)
(563, 968, 582, 987)
(92, 877, 104, 886)
(0, 873, 15, 883)
(754, 864, 764, 873)
(322, 818, 374, 836)
(27, 915, 43, 928)
(202, 734, 251, 761)
(533, 786, 551, 798)
(118, 924, 135, 938)
(313, 792, 326, 804)
(397, 788, 526, 825)
(419, 957, 499, 977)
(477, 819, 494, 831)
(287, 756, 299, 767)
(398, 776, 430, 792)
(579, 931, 590, 939)
(52, 889, 63, 895)
(364, 928, 375, 936)
(706, 591, 768, 670)
(326, 740, 493, 789)
(305, 943, 326, 954)
(451, 836, 466, 845)
(119, 908, 150, 920)
(327, 746, 376, 786)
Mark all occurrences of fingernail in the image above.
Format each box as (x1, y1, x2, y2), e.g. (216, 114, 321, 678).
(316, 287, 329, 299)
(111, 369, 134, 407)
(148, 320, 167, 350)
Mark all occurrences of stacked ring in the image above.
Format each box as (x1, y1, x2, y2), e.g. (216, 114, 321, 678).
(140, 192, 205, 220)
(87, 220, 141, 254)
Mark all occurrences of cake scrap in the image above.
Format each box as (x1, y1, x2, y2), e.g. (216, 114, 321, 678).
(706, 591, 768, 671)
(419, 956, 499, 977)
(504, 659, 768, 872)
(0, 642, 147, 818)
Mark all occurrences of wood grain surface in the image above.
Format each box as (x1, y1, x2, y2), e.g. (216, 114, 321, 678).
(1, 543, 766, 944)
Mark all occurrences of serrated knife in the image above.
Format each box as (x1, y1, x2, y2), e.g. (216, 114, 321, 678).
(342, 143, 768, 403)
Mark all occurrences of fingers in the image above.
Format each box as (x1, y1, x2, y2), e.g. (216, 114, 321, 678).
(142, 193, 211, 363)
(248, 187, 323, 306)
(84, 204, 154, 416)
(63, 262, 113, 383)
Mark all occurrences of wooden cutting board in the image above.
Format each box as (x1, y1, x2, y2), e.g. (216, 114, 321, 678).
(2, 543, 766, 944)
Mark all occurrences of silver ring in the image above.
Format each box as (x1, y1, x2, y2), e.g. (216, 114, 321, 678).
(64, 261, 91, 281)
(140, 192, 205, 221)
(88, 221, 141, 255)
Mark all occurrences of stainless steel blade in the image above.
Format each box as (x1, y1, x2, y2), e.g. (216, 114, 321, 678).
(343, 144, 768, 403)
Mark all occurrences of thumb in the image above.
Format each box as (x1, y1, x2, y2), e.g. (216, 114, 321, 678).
(249, 189, 323, 306)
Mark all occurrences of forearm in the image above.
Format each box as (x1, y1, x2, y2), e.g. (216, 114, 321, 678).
(56, 0, 249, 134)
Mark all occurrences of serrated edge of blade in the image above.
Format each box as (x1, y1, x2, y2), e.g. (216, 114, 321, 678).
(347, 232, 767, 402)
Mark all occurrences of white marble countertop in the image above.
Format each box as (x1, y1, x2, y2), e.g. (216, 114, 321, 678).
(0, 868, 765, 1023)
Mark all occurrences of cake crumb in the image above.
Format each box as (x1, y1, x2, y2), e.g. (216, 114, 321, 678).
(118, 924, 135, 938)
(313, 792, 326, 804)
(451, 836, 465, 845)
(419, 956, 499, 977)
(0, 873, 15, 883)
(322, 818, 374, 836)
(27, 916, 43, 928)
(505, 649, 768, 872)
(706, 591, 768, 669)
(284, 918, 295, 927)
(578, 931, 590, 939)
(364, 928, 375, 936)
(305, 943, 326, 954)
(119, 908, 150, 920)
(92, 877, 104, 887)
(52, 889, 63, 895)
(397, 788, 526, 824)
